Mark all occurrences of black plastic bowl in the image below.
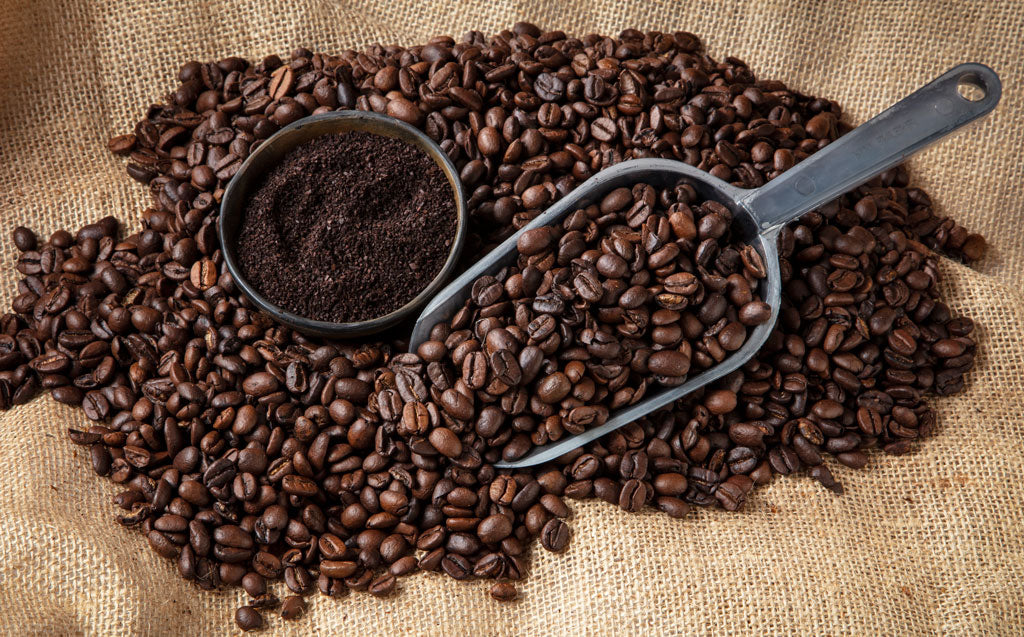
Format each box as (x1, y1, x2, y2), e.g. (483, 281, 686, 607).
(218, 111, 467, 338)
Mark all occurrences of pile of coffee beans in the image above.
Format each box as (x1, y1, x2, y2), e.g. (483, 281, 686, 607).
(237, 131, 457, 323)
(3, 23, 980, 632)
(399, 180, 773, 465)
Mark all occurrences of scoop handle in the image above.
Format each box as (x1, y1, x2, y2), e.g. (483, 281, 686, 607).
(738, 63, 1001, 231)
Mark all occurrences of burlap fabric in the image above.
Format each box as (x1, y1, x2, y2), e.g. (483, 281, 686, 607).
(1, 1, 1022, 634)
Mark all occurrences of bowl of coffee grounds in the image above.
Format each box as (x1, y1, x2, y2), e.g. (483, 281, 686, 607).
(219, 110, 466, 337)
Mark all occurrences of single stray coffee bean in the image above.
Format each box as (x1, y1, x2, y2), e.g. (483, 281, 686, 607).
(237, 131, 457, 322)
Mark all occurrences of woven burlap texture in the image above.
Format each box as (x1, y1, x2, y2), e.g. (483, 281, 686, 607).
(1, 0, 1022, 635)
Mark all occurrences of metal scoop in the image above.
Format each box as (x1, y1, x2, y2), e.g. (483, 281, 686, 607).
(409, 63, 1001, 469)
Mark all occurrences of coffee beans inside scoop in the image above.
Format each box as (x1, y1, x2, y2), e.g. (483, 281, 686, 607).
(397, 179, 772, 464)
(1, 21, 980, 632)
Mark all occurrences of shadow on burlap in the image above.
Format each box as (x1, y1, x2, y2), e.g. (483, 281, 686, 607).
(0, 1, 1022, 634)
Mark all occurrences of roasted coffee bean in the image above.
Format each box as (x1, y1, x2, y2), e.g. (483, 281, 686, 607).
(653, 473, 687, 497)
(284, 566, 313, 594)
(540, 518, 571, 552)
(282, 474, 318, 497)
(368, 573, 397, 596)
(705, 390, 738, 415)
(280, 595, 306, 620)
(12, 227, 37, 252)
(517, 228, 554, 256)
(648, 351, 690, 377)
(618, 479, 646, 512)
(249, 591, 279, 612)
(619, 451, 648, 480)
(716, 475, 754, 511)
(234, 606, 263, 631)
(489, 582, 518, 602)
(429, 427, 463, 458)
(489, 475, 517, 505)
(242, 572, 266, 598)
(656, 495, 691, 519)
(478, 513, 514, 544)
(441, 553, 473, 580)
(214, 525, 253, 549)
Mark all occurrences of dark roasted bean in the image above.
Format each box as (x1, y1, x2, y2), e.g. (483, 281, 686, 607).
(540, 518, 571, 552)
(489, 582, 518, 601)
(280, 595, 306, 620)
(234, 606, 263, 631)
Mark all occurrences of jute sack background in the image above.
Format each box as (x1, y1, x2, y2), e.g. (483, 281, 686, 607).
(0, 0, 1022, 634)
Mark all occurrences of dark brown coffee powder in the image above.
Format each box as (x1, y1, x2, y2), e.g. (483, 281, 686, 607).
(237, 130, 457, 322)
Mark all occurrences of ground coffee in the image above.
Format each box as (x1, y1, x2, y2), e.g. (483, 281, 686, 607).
(237, 131, 456, 322)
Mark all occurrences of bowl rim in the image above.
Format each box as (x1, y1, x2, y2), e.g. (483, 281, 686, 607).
(218, 110, 468, 337)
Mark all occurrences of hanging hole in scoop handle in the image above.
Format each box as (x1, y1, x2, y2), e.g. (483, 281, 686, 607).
(738, 63, 1002, 232)
(956, 72, 988, 101)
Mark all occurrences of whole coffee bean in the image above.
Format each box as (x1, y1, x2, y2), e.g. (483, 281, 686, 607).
(536, 372, 571, 403)
(390, 555, 419, 576)
(429, 427, 463, 458)
(147, 530, 180, 559)
(517, 228, 554, 256)
(648, 351, 690, 377)
(619, 451, 648, 480)
(242, 572, 266, 597)
(536, 469, 567, 495)
(320, 560, 357, 578)
(478, 513, 513, 544)
(282, 474, 318, 497)
(591, 117, 618, 142)
(368, 573, 397, 596)
(386, 98, 422, 125)
(593, 478, 621, 505)
(653, 473, 687, 496)
(717, 322, 746, 351)
(284, 566, 313, 594)
(489, 582, 518, 602)
(12, 227, 36, 252)
(618, 479, 646, 512)
(235, 606, 263, 631)
(253, 551, 282, 579)
(441, 553, 473, 580)
(540, 518, 571, 552)
(716, 475, 754, 511)
(214, 525, 253, 549)
(655, 496, 690, 519)
(280, 595, 306, 620)
(705, 390, 737, 415)
(440, 389, 474, 421)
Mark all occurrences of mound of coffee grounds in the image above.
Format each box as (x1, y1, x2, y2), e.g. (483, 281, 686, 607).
(237, 131, 457, 322)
